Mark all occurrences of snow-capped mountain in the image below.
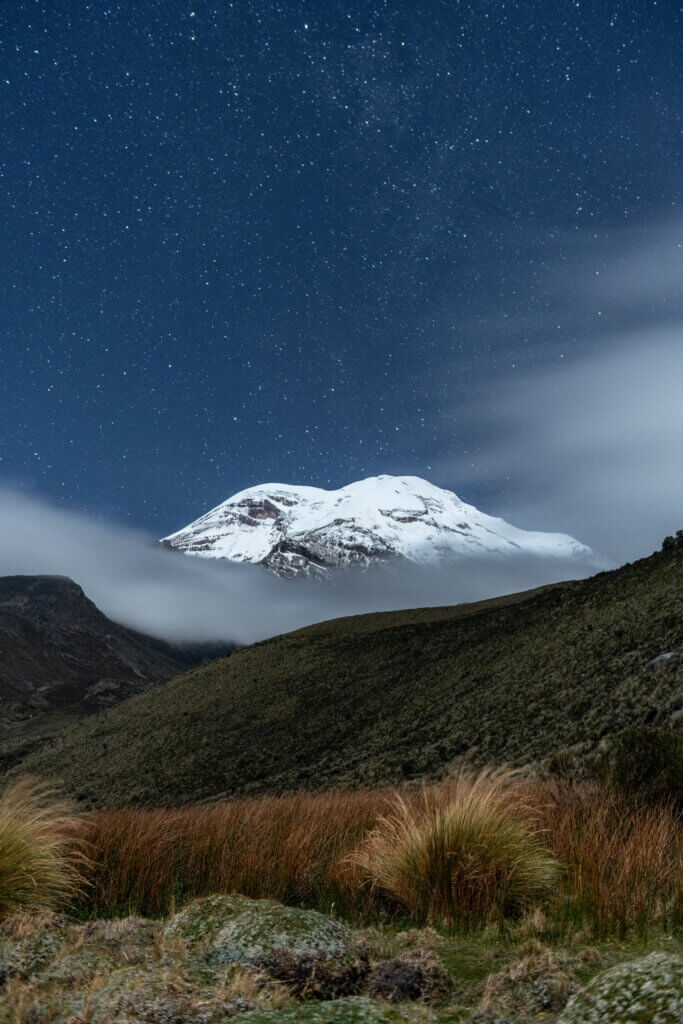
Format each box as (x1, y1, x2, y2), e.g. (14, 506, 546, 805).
(161, 475, 603, 578)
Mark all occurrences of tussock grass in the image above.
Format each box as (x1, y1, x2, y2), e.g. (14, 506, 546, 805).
(344, 770, 559, 927)
(59, 777, 682, 936)
(0, 778, 85, 915)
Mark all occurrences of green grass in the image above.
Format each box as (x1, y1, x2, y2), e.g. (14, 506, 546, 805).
(12, 546, 683, 808)
(359, 925, 682, 1022)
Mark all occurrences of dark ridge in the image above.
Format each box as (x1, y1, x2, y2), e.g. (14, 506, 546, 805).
(0, 574, 206, 770)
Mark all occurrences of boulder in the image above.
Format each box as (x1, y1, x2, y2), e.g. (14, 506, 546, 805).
(556, 953, 683, 1024)
(643, 652, 681, 673)
(0, 914, 66, 986)
(165, 895, 369, 998)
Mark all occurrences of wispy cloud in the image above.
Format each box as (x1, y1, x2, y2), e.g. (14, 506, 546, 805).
(448, 328, 683, 561)
(433, 222, 683, 562)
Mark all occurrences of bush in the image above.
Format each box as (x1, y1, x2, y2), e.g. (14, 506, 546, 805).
(345, 770, 559, 928)
(368, 949, 450, 1003)
(0, 777, 85, 915)
(601, 727, 683, 810)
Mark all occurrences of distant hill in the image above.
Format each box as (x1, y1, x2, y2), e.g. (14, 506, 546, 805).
(0, 575, 203, 770)
(14, 548, 682, 808)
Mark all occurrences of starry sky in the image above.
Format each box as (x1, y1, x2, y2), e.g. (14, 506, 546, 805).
(1, 1, 681, 544)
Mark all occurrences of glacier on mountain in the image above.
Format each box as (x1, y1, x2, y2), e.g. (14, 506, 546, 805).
(161, 475, 604, 579)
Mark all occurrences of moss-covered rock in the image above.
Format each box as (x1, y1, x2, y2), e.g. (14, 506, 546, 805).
(0, 914, 67, 984)
(232, 996, 433, 1023)
(5, 963, 260, 1024)
(556, 952, 683, 1024)
(0, 913, 284, 1023)
(14, 917, 155, 992)
(166, 895, 369, 998)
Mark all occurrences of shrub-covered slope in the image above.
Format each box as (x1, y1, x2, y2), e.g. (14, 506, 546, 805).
(0, 575, 203, 771)
(16, 547, 682, 807)
(0, 575, 196, 706)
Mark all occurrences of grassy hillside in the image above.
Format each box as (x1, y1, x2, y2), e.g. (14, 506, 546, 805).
(16, 547, 682, 807)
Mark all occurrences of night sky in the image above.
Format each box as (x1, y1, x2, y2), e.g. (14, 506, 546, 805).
(1, 1, 681, 542)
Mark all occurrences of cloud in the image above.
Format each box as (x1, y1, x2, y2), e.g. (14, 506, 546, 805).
(0, 487, 597, 646)
(567, 221, 683, 311)
(445, 326, 683, 563)
(428, 220, 683, 564)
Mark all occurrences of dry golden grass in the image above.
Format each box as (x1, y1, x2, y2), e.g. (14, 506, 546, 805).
(0, 778, 86, 915)
(528, 779, 682, 936)
(59, 776, 682, 935)
(477, 942, 601, 1017)
(344, 769, 559, 927)
(81, 789, 380, 919)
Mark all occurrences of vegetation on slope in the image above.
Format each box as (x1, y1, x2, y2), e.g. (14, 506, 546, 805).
(0, 574, 205, 773)
(14, 546, 681, 808)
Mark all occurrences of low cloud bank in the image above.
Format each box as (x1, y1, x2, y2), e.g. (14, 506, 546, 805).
(0, 488, 597, 645)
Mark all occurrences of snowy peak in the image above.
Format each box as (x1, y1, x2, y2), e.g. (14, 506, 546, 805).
(161, 475, 602, 578)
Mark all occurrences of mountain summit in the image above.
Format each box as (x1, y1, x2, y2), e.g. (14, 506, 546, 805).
(161, 475, 602, 578)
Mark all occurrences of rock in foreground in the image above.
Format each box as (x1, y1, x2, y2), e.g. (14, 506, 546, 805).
(556, 952, 683, 1024)
(165, 894, 369, 998)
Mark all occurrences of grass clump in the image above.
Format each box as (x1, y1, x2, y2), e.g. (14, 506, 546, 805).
(0, 777, 85, 915)
(345, 770, 559, 928)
